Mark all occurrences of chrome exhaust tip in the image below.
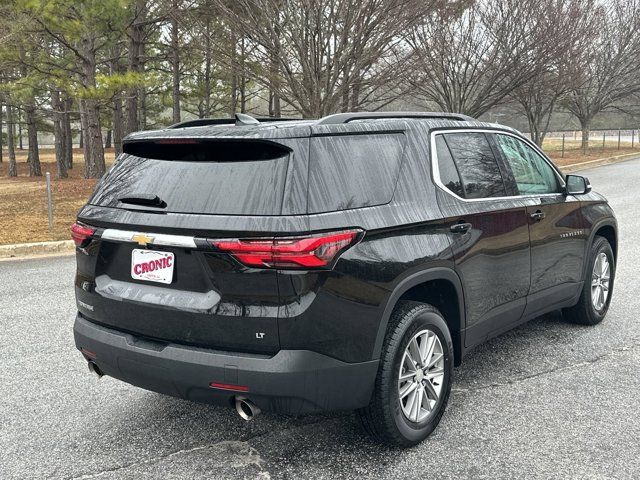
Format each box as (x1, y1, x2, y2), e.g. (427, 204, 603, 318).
(88, 360, 103, 378)
(235, 396, 261, 421)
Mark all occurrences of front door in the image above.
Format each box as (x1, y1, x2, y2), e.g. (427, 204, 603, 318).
(492, 133, 586, 318)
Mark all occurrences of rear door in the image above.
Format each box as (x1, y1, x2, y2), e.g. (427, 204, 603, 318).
(75, 138, 303, 354)
(492, 133, 586, 317)
(432, 131, 531, 347)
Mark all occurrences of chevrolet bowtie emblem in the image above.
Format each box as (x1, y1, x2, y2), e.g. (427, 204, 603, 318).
(131, 233, 155, 246)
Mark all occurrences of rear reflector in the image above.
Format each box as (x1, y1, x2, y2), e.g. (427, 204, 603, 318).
(80, 348, 96, 359)
(209, 382, 249, 392)
(71, 222, 96, 247)
(209, 229, 362, 269)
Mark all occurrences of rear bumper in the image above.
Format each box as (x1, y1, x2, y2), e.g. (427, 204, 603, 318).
(73, 314, 378, 415)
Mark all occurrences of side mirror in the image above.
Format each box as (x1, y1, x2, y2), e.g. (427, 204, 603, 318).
(565, 174, 592, 195)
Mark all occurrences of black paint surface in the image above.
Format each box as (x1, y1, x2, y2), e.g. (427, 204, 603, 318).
(75, 117, 617, 367)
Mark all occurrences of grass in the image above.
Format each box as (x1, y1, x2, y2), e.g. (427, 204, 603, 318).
(542, 138, 640, 167)
(0, 141, 639, 246)
(0, 149, 115, 245)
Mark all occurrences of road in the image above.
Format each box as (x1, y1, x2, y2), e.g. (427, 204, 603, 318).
(2, 158, 640, 479)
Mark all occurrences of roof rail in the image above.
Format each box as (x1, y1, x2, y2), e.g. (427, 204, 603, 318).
(168, 116, 303, 129)
(316, 111, 475, 125)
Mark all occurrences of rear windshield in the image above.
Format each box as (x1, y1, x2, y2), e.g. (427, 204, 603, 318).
(90, 140, 290, 215)
(307, 133, 406, 213)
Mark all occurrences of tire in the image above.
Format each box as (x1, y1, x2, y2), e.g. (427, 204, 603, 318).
(358, 301, 453, 447)
(563, 235, 615, 326)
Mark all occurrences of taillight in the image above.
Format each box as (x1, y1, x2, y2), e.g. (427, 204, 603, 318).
(209, 229, 362, 269)
(71, 222, 96, 247)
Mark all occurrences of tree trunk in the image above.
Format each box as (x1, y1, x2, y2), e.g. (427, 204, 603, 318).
(580, 118, 590, 153)
(136, 35, 147, 131)
(81, 99, 105, 178)
(239, 38, 246, 113)
(171, 4, 181, 123)
(105, 129, 112, 149)
(341, 65, 350, 112)
(63, 95, 73, 169)
(79, 101, 89, 161)
(350, 81, 361, 112)
(203, 16, 212, 118)
(526, 114, 542, 147)
(0, 104, 3, 164)
(51, 91, 68, 179)
(113, 96, 124, 156)
(139, 83, 147, 130)
(81, 36, 106, 178)
(229, 31, 238, 116)
(268, 48, 281, 118)
(7, 105, 17, 177)
(18, 113, 23, 150)
(25, 104, 41, 176)
(126, 46, 139, 134)
(126, 0, 146, 135)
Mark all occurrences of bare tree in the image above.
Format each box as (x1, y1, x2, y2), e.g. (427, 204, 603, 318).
(511, 0, 598, 146)
(408, 0, 556, 118)
(217, 0, 456, 118)
(563, 0, 640, 150)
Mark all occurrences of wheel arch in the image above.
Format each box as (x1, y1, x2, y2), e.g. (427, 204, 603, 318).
(373, 267, 466, 366)
(593, 223, 617, 260)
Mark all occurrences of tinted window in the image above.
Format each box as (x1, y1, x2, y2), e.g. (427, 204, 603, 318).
(91, 142, 291, 215)
(308, 133, 405, 213)
(443, 132, 506, 199)
(495, 134, 560, 195)
(435, 135, 464, 197)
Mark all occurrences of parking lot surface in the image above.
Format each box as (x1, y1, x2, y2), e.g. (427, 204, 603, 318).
(2, 158, 640, 479)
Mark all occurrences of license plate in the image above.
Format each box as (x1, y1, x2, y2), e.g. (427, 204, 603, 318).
(131, 249, 175, 284)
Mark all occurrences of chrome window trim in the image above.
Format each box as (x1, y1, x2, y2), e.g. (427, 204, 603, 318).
(101, 229, 197, 248)
(430, 128, 566, 203)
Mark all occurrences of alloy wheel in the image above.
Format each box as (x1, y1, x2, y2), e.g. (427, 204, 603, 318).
(398, 329, 445, 423)
(591, 252, 611, 312)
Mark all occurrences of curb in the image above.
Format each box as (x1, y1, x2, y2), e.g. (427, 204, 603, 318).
(561, 152, 640, 173)
(0, 240, 75, 260)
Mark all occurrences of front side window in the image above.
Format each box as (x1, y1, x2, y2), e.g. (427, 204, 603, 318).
(495, 134, 560, 195)
(441, 132, 506, 199)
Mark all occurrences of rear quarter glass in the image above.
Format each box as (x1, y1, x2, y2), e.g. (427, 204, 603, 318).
(307, 133, 406, 213)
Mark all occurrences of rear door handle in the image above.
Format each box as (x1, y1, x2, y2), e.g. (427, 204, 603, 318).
(450, 222, 472, 234)
(530, 210, 546, 221)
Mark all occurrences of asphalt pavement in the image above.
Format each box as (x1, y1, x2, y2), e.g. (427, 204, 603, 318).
(1, 158, 640, 479)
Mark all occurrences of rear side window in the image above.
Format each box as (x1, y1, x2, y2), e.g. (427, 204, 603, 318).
(90, 140, 291, 215)
(307, 133, 405, 213)
(442, 132, 506, 199)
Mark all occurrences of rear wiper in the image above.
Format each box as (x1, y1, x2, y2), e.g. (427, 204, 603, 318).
(118, 194, 167, 209)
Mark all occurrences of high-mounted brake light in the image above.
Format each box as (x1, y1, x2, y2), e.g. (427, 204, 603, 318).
(71, 222, 96, 247)
(154, 139, 200, 145)
(209, 229, 362, 269)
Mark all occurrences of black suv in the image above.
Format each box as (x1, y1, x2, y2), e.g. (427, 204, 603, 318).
(72, 112, 617, 446)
